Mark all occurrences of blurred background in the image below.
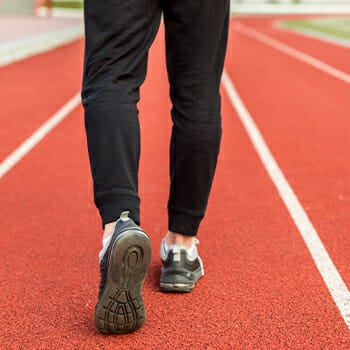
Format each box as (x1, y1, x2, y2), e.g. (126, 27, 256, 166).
(0, 0, 83, 16)
(231, 0, 350, 14)
(1, 0, 350, 16)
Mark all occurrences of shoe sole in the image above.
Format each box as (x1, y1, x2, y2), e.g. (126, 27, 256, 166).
(159, 282, 195, 293)
(159, 271, 203, 292)
(159, 257, 204, 293)
(94, 229, 151, 334)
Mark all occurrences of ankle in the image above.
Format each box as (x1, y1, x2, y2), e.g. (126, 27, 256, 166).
(103, 221, 116, 239)
(165, 231, 194, 249)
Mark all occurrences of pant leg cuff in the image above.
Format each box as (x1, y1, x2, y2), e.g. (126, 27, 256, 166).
(97, 194, 140, 228)
(168, 209, 202, 236)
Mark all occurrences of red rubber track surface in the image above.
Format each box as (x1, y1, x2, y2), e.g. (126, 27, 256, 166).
(0, 40, 84, 161)
(0, 19, 350, 349)
(236, 15, 350, 74)
(227, 15, 350, 306)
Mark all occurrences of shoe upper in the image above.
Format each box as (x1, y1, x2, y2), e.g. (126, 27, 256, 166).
(160, 239, 204, 286)
(160, 238, 200, 262)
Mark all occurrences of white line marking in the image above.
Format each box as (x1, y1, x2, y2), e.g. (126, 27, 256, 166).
(0, 93, 81, 179)
(235, 23, 350, 85)
(221, 70, 350, 330)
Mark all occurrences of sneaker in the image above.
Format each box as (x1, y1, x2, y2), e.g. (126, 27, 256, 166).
(94, 211, 152, 334)
(159, 238, 204, 292)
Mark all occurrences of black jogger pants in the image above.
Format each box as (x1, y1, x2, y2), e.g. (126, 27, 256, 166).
(82, 0, 230, 236)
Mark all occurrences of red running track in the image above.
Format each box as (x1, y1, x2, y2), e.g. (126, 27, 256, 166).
(0, 17, 350, 349)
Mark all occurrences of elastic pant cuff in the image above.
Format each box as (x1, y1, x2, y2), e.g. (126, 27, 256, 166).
(168, 209, 203, 236)
(97, 194, 140, 228)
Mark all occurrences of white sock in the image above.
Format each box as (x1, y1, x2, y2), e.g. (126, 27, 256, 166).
(99, 234, 113, 263)
(162, 238, 199, 260)
(187, 240, 197, 258)
(98, 212, 132, 262)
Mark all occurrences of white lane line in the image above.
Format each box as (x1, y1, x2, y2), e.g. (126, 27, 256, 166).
(221, 70, 350, 330)
(0, 93, 81, 179)
(235, 23, 350, 85)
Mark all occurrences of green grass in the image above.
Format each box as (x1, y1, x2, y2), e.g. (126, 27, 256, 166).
(52, 1, 83, 9)
(281, 17, 350, 41)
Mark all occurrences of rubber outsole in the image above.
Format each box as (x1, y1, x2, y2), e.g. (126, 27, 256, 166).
(159, 269, 203, 293)
(159, 282, 195, 293)
(94, 230, 151, 334)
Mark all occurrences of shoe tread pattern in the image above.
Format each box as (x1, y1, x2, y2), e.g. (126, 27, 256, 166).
(95, 229, 151, 334)
(96, 285, 145, 334)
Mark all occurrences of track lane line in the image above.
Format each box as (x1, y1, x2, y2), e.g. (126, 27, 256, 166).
(221, 70, 350, 330)
(235, 23, 350, 84)
(0, 93, 81, 179)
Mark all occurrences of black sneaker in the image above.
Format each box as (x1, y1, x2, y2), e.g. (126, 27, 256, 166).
(159, 238, 204, 292)
(94, 211, 152, 334)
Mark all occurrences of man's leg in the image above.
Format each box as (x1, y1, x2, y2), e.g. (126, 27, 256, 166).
(160, 0, 230, 292)
(82, 0, 161, 333)
(82, 0, 161, 229)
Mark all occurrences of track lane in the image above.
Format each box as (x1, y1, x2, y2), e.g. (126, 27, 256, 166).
(226, 17, 350, 332)
(1, 24, 350, 348)
(0, 39, 84, 162)
(235, 15, 350, 75)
